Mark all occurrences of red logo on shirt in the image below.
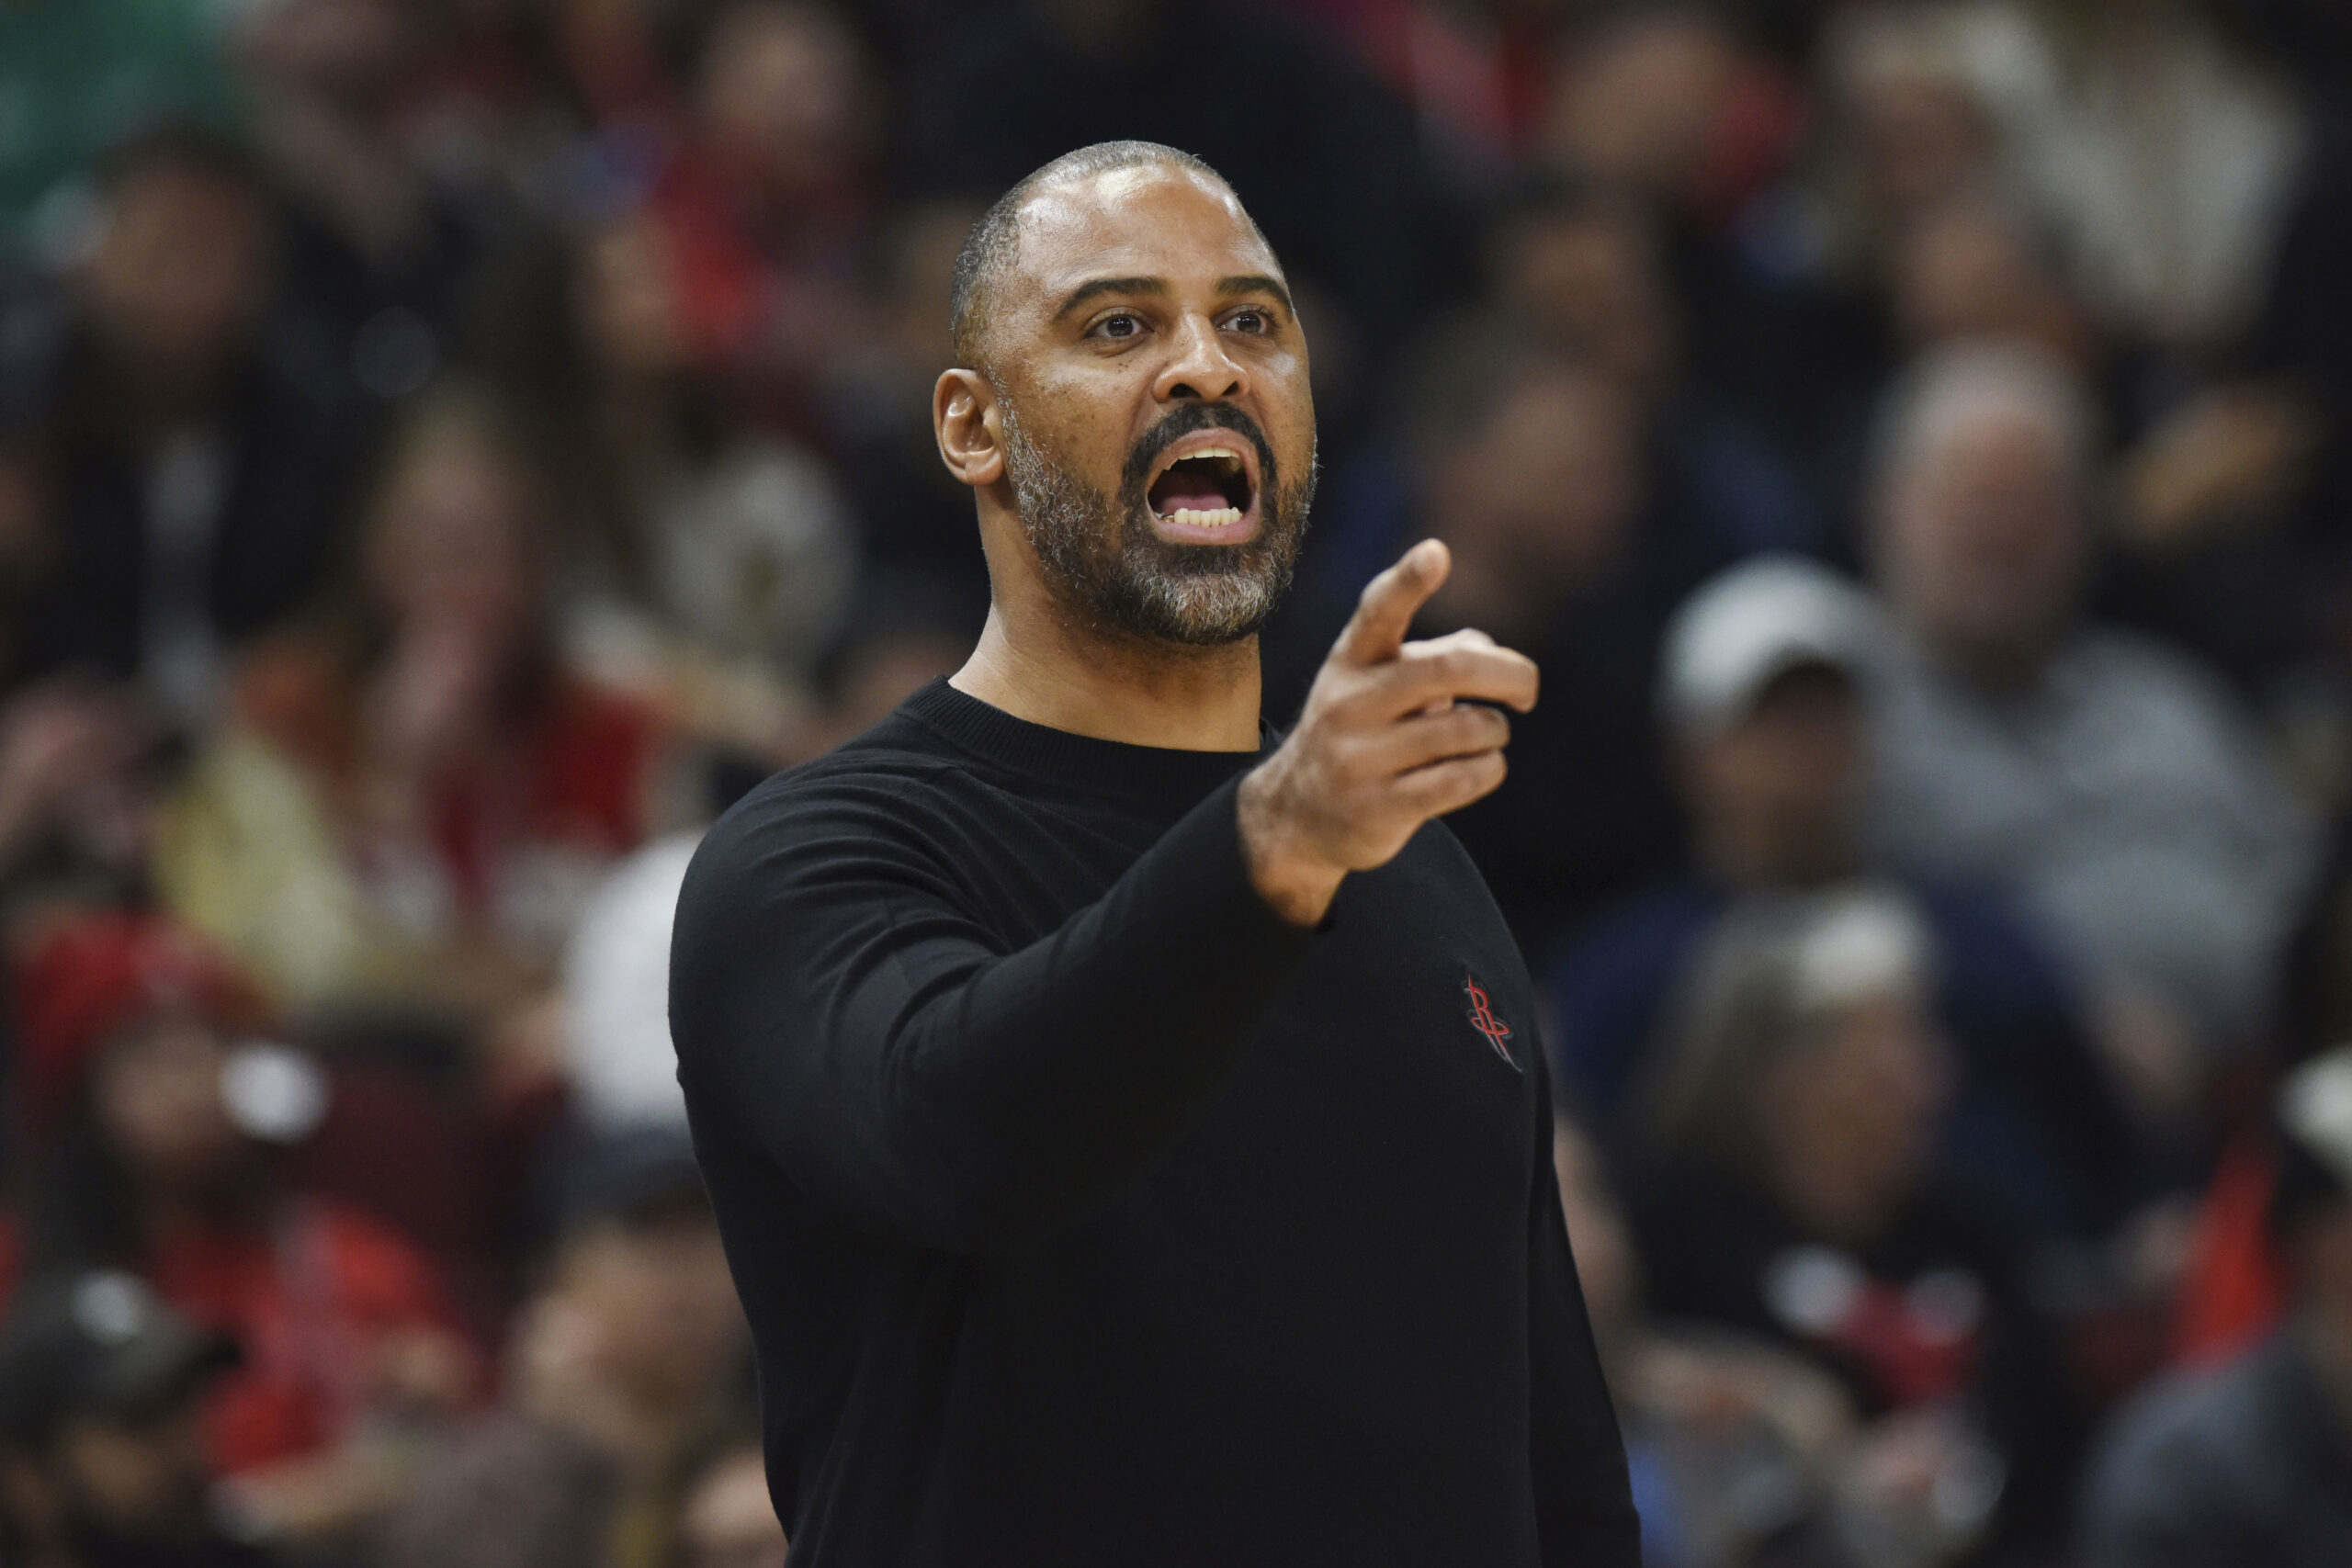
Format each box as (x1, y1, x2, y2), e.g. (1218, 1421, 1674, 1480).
(1464, 975, 1520, 1071)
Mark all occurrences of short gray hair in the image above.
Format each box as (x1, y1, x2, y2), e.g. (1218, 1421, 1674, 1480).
(948, 141, 1251, 374)
(1871, 340, 2095, 502)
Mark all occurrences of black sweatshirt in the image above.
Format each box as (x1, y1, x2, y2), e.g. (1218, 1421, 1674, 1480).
(669, 680, 1637, 1565)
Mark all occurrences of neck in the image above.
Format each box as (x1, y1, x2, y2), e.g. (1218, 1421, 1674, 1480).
(950, 598, 1261, 752)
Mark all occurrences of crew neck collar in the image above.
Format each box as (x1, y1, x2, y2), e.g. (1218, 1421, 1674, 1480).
(900, 678, 1270, 810)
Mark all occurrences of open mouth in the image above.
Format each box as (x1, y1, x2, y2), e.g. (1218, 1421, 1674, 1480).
(1145, 435, 1259, 534)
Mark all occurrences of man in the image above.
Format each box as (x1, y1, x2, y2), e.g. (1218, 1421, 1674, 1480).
(0, 121, 372, 729)
(1865, 340, 2313, 1102)
(2077, 1045, 2352, 1566)
(381, 1129, 749, 1568)
(670, 141, 1636, 1562)
(1551, 555, 2137, 1238)
(0, 1269, 261, 1568)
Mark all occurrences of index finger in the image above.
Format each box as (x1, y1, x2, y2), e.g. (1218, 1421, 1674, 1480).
(1334, 539, 1451, 667)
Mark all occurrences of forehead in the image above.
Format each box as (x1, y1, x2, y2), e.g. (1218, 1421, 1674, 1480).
(1002, 164, 1280, 313)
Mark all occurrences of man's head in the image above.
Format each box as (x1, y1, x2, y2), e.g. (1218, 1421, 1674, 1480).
(537, 1130, 745, 1413)
(1419, 345, 1641, 613)
(1662, 558, 1877, 887)
(1871, 342, 2092, 682)
(0, 1272, 238, 1559)
(78, 124, 272, 397)
(933, 142, 1316, 648)
(1649, 888, 1949, 1245)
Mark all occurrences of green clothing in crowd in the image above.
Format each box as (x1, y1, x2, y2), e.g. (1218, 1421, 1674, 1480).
(0, 0, 238, 256)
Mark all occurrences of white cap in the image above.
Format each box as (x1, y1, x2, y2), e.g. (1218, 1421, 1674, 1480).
(1661, 556, 1877, 738)
(2282, 1044, 2352, 1194)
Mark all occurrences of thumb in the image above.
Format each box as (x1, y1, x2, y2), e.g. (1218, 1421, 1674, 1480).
(1335, 539, 1451, 666)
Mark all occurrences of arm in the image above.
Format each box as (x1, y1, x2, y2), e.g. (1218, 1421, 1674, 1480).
(671, 773, 1317, 1256)
(1525, 1055, 1642, 1566)
(672, 540, 1540, 1257)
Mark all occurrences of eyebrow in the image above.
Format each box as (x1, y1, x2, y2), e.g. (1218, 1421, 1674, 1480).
(1047, 272, 1297, 324)
(1050, 276, 1167, 322)
(1217, 274, 1295, 315)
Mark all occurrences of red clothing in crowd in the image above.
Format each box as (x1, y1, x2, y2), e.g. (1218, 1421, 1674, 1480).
(151, 1199, 469, 1473)
(233, 640, 662, 926)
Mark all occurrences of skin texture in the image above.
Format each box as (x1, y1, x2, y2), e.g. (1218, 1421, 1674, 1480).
(933, 159, 1537, 926)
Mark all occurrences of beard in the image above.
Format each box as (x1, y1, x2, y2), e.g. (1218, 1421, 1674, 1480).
(1000, 398, 1314, 647)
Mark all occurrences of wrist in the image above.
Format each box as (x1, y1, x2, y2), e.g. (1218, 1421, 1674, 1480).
(1235, 768, 1343, 928)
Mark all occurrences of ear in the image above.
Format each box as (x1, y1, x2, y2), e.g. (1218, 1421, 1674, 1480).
(933, 368, 1006, 490)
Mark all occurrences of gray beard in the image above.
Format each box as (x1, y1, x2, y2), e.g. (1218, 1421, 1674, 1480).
(999, 401, 1312, 648)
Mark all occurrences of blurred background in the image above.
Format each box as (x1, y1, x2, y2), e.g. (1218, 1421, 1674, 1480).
(0, 0, 2350, 1563)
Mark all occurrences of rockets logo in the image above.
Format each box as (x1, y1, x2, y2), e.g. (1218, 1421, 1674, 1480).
(1463, 974, 1520, 1072)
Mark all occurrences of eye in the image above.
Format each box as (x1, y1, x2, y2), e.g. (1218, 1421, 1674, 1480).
(1226, 308, 1272, 334)
(1090, 310, 1144, 341)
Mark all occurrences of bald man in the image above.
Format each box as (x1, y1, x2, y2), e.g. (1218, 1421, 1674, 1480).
(671, 141, 1637, 1564)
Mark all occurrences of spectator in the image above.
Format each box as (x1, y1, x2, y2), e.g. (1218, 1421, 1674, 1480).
(155, 386, 669, 1024)
(0, 1269, 262, 1568)
(9, 911, 476, 1546)
(1624, 887, 2089, 1560)
(1554, 1114, 1864, 1568)
(630, 0, 880, 420)
(379, 1128, 750, 1568)
(0, 0, 237, 259)
(230, 0, 516, 411)
(0, 122, 373, 731)
(1864, 341, 2315, 1109)
(0, 681, 172, 936)
(1553, 555, 2137, 1239)
(1484, 178, 1826, 559)
(1809, 6, 2003, 283)
(678, 1438, 787, 1568)
(2077, 1044, 2352, 1565)
(1396, 339, 1710, 951)
(1950, 0, 2310, 355)
(479, 214, 858, 761)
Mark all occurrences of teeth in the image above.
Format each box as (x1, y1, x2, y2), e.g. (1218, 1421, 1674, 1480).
(1173, 447, 1244, 476)
(1166, 506, 1244, 528)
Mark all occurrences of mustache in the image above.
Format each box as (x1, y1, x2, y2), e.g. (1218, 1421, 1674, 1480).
(1119, 401, 1280, 503)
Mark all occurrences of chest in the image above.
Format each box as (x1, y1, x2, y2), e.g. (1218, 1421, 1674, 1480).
(942, 797, 1543, 1223)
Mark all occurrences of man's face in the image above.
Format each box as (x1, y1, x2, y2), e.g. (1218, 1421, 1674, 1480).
(80, 168, 268, 381)
(563, 1207, 746, 1406)
(1882, 408, 2084, 671)
(1435, 367, 1639, 592)
(981, 164, 1317, 646)
(1686, 666, 1866, 885)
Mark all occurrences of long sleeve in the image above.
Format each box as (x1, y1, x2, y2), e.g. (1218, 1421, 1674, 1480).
(1525, 1054, 1643, 1566)
(669, 772, 1318, 1257)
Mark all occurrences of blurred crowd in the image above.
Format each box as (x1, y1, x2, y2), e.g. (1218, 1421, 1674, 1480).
(0, 0, 2350, 1563)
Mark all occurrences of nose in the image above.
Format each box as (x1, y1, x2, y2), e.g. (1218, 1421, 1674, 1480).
(1152, 311, 1247, 404)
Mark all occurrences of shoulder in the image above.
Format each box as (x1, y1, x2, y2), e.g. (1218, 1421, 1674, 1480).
(675, 712, 996, 936)
(2082, 1337, 2298, 1531)
(693, 720, 978, 865)
(2064, 626, 2250, 725)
